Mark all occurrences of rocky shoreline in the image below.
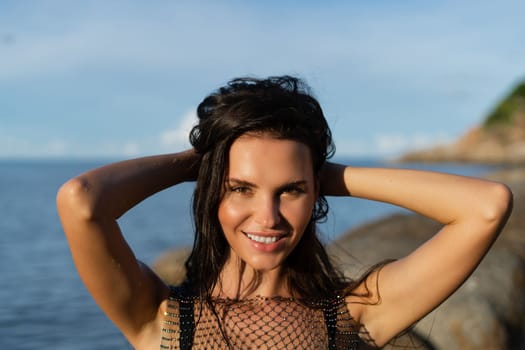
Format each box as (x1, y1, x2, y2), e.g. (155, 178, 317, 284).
(151, 167, 525, 349)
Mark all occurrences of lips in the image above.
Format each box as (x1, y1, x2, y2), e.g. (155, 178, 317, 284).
(242, 231, 286, 244)
(245, 233, 278, 244)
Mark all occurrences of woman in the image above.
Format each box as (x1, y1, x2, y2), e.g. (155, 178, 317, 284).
(57, 76, 512, 349)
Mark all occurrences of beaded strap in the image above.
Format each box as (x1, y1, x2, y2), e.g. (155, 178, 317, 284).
(160, 286, 195, 350)
(323, 297, 338, 350)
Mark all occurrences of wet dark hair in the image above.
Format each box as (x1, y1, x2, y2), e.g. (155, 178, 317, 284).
(185, 75, 349, 298)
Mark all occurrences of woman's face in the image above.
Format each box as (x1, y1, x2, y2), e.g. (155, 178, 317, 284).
(218, 134, 317, 273)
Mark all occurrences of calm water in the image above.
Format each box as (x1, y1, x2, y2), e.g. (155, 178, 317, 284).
(0, 159, 497, 349)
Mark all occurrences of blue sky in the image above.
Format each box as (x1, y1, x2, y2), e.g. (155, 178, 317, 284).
(1, 0, 524, 159)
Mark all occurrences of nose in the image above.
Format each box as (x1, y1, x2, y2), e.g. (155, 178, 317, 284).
(253, 194, 281, 228)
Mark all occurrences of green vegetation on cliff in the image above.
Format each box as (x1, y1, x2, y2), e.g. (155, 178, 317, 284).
(484, 81, 525, 127)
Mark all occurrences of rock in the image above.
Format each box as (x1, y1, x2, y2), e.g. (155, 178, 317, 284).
(151, 247, 191, 285)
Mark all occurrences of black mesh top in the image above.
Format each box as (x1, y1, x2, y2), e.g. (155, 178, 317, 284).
(160, 285, 370, 350)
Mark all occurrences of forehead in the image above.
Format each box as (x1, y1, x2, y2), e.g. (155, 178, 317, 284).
(227, 134, 314, 179)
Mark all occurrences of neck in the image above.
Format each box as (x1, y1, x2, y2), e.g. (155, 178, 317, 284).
(212, 257, 293, 299)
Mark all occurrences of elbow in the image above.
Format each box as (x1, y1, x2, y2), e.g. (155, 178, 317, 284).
(482, 182, 513, 228)
(56, 177, 98, 222)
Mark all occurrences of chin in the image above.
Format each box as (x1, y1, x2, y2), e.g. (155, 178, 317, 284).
(244, 256, 285, 273)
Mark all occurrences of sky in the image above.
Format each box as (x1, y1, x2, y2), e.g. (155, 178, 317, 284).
(1, 0, 524, 159)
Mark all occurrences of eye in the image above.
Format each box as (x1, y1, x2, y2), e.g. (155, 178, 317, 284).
(281, 185, 305, 196)
(229, 186, 251, 194)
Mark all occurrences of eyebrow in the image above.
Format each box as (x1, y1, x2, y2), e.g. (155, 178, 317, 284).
(226, 178, 309, 190)
(226, 178, 257, 188)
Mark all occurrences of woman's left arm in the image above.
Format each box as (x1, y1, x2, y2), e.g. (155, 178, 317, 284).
(322, 163, 513, 347)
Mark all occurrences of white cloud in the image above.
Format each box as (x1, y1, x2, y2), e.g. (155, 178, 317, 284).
(0, 129, 143, 158)
(46, 139, 67, 155)
(0, 135, 69, 157)
(159, 109, 197, 150)
(0, 3, 292, 80)
(123, 142, 140, 156)
(333, 139, 372, 158)
(2, 1, 524, 159)
(0, 135, 32, 157)
(373, 132, 454, 157)
(374, 134, 409, 155)
(1, 0, 523, 112)
(334, 132, 453, 158)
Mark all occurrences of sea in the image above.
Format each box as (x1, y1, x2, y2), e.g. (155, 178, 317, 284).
(0, 158, 499, 349)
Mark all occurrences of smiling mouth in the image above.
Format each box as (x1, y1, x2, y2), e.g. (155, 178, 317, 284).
(244, 232, 283, 244)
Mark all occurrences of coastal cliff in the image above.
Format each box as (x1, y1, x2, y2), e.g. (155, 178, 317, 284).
(401, 81, 525, 164)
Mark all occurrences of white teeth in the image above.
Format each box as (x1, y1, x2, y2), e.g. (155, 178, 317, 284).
(246, 233, 279, 244)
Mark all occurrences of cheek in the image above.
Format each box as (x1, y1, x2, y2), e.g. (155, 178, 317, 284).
(282, 199, 315, 231)
(218, 200, 247, 231)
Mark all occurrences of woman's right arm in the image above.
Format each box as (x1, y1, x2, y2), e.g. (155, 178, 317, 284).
(56, 150, 199, 347)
